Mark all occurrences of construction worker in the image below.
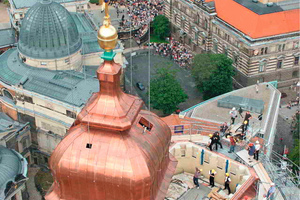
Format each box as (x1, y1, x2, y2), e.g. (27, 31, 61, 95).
(193, 167, 202, 189)
(224, 173, 231, 194)
(247, 143, 255, 163)
(254, 140, 261, 161)
(208, 134, 214, 151)
(209, 169, 217, 187)
(265, 182, 275, 200)
(213, 132, 223, 151)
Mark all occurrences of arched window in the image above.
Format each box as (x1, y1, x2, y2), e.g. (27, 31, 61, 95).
(3, 89, 13, 100)
(292, 71, 299, 78)
(259, 61, 267, 72)
(204, 19, 208, 30)
(213, 38, 218, 52)
(223, 45, 228, 56)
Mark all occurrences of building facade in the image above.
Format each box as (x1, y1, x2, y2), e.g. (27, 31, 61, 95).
(0, 0, 124, 166)
(8, 0, 89, 32)
(0, 145, 29, 200)
(164, 0, 300, 88)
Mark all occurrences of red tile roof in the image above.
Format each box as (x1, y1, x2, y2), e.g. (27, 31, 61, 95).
(214, 0, 300, 38)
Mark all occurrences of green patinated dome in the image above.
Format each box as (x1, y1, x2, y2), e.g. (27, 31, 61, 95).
(18, 0, 82, 59)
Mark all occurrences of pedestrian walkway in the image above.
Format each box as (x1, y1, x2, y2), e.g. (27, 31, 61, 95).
(279, 106, 298, 123)
(27, 167, 42, 200)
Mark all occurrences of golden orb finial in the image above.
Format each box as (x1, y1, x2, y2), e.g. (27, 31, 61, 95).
(97, 0, 118, 53)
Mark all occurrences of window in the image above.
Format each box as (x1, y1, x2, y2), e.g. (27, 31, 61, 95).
(204, 19, 208, 30)
(192, 147, 198, 158)
(233, 54, 239, 64)
(196, 15, 200, 24)
(294, 56, 299, 65)
(180, 145, 186, 157)
(278, 44, 285, 52)
(202, 39, 206, 45)
(277, 60, 283, 69)
(65, 58, 70, 63)
(213, 42, 218, 52)
(292, 71, 299, 78)
(204, 152, 210, 164)
(195, 33, 198, 41)
(258, 77, 264, 83)
(22, 138, 27, 150)
(24, 96, 33, 103)
(224, 33, 230, 42)
(223, 46, 228, 56)
(66, 110, 77, 119)
(259, 62, 266, 72)
(260, 47, 268, 55)
(139, 117, 153, 131)
(40, 62, 47, 66)
(3, 89, 13, 100)
(44, 157, 48, 164)
(293, 41, 299, 49)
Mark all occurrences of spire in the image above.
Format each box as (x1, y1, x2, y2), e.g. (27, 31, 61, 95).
(97, 0, 118, 60)
(77, 0, 143, 131)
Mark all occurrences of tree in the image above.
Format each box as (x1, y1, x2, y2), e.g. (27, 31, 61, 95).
(288, 112, 300, 169)
(149, 64, 188, 115)
(191, 54, 235, 100)
(151, 15, 170, 40)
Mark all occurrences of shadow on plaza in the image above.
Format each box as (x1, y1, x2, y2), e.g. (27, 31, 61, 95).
(124, 51, 203, 115)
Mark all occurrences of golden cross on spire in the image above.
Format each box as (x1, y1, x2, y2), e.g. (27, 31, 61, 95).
(104, 0, 109, 18)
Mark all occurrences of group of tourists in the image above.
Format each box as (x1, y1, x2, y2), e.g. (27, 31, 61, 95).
(117, 0, 164, 33)
(152, 39, 194, 68)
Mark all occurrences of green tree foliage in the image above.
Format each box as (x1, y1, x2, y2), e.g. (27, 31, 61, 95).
(149, 64, 188, 114)
(191, 54, 235, 100)
(288, 112, 300, 168)
(151, 15, 170, 40)
(288, 139, 299, 167)
(1, 0, 9, 5)
(90, 0, 99, 4)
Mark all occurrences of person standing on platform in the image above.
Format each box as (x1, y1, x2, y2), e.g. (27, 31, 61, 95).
(220, 122, 228, 137)
(228, 136, 236, 153)
(265, 183, 276, 200)
(247, 143, 255, 163)
(209, 169, 217, 187)
(254, 140, 261, 161)
(213, 132, 223, 150)
(238, 107, 243, 118)
(208, 134, 214, 151)
(229, 107, 238, 124)
(193, 168, 202, 189)
(224, 173, 231, 194)
(244, 111, 252, 130)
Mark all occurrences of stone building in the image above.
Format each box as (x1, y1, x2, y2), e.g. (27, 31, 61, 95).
(8, 0, 89, 31)
(0, 112, 32, 165)
(0, 0, 124, 165)
(0, 145, 29, 200)
(164, 0, 299, 88)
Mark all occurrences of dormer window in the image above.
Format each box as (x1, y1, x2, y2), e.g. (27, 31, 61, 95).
(139, 117, 153, 131)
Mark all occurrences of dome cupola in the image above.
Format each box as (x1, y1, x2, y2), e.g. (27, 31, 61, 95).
(45, 1, 177, 199)
(18, 0, 82, 59)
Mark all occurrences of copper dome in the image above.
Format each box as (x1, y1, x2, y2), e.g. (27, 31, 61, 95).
(45, 60, 177, 200)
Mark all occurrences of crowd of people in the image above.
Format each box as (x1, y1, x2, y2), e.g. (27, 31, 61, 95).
(151, 39, 194, 68)
(114, 0, 164, 33)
